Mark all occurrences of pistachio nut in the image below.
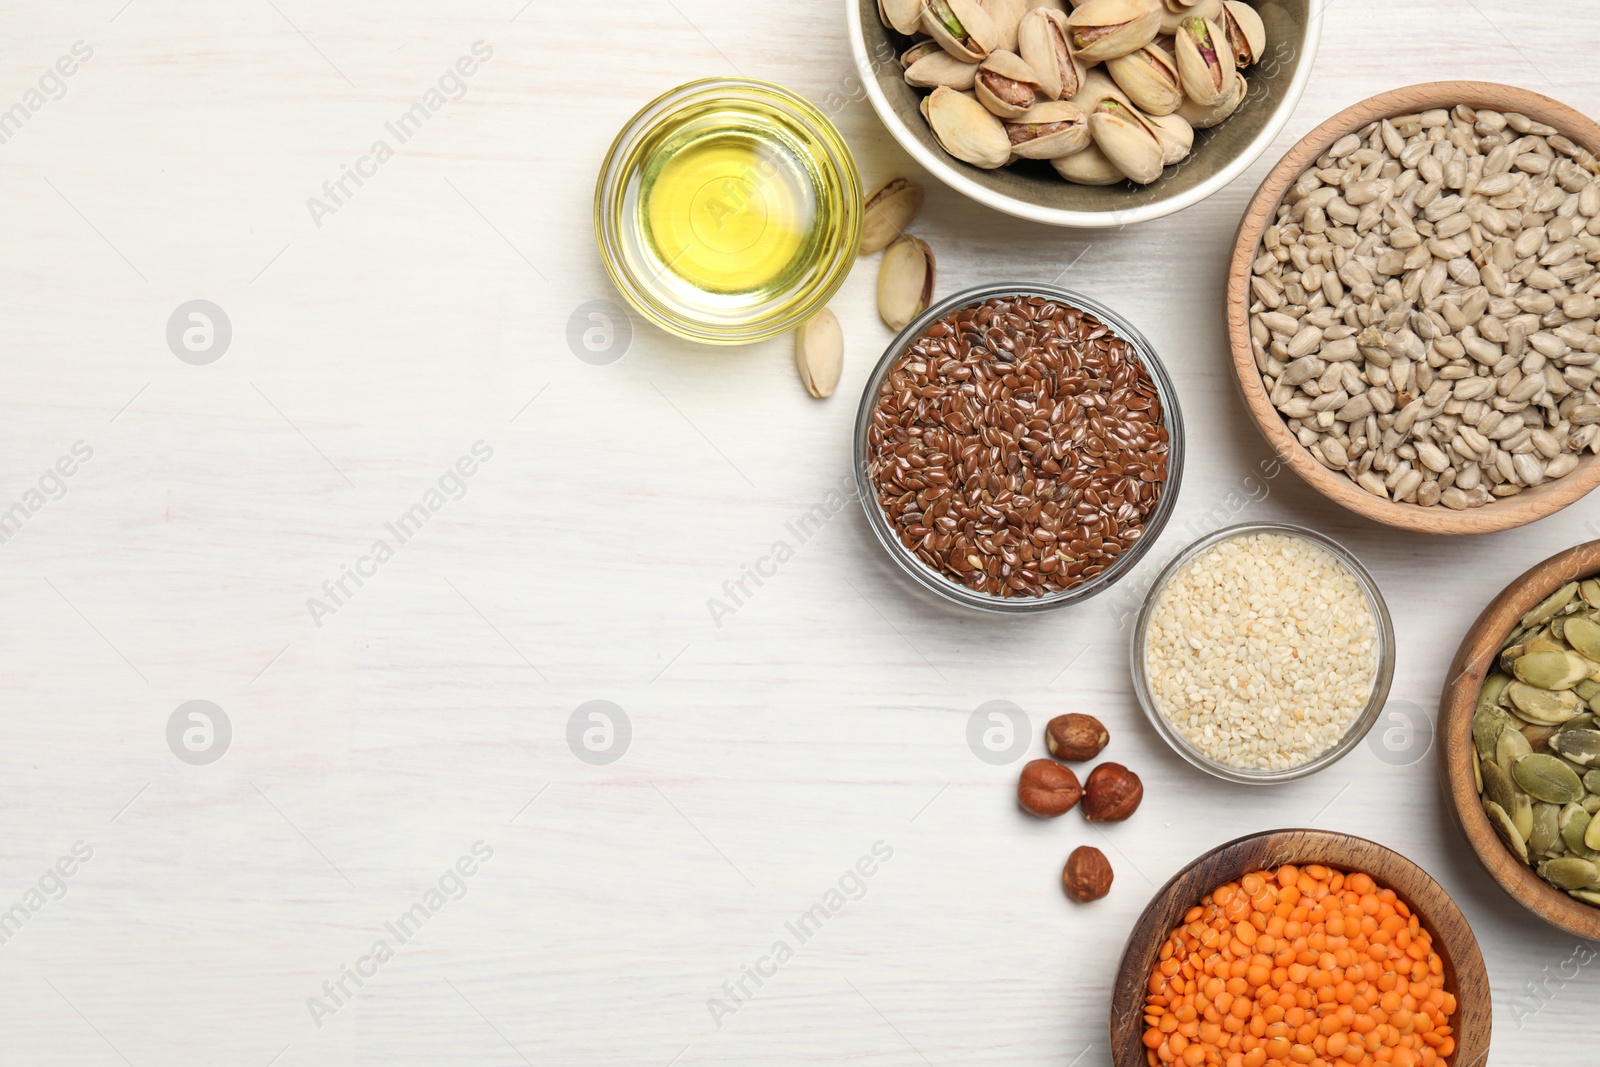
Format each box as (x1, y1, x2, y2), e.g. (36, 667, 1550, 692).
(1068, 67, 1131, 112)
(1485, 799, 1529, 863)
(1089, 98, 1164, 183)
(921, 0, 1000, 62)
(794, 308, 843, 399)
(1175, 16, 1237, 107)
(1219, 0, 1265, 67)
(1017, 8, 1086, 101)
(861, 178, 924, 254)
(1550, 727, 1600, 768)
(1003, 100, 1090, 159)
(905, 50, 980, 90)
(900, 39, 945, 69)
(880, 0, 925, 35)
(1513, 752, 1586, 804)
(1145, 111, 1193, 164)
(1107, 43, 1183, 115)
(877, 235, 936, 331)
(974, 49, 1044, 119)
(922, 87, 1012, 168)
(1175, 70, 1245, 128)
(1066, 0, 1162, 63)
(1050, 141, 1125, 184)
(986, 0, 1031, 52)
(1159, 0, 1221, 35)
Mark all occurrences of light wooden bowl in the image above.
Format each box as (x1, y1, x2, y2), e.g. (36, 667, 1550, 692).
(1226, 81, 1600, 535)
(1439, 539, 1600, 940)
(1109, 829, 1491, 1067)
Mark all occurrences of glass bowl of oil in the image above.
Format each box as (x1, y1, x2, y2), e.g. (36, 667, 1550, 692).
(595, 79, 862, 345)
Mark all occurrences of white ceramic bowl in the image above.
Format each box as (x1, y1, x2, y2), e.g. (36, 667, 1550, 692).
(845, 0, 1324, 228)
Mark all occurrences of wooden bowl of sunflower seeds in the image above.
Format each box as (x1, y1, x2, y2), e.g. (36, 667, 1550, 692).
(1227, 82, 1600, 534)
(1441, 539, 1600, 939)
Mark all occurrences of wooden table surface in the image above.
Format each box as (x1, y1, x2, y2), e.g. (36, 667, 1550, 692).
(1, 1, 1597, 1064)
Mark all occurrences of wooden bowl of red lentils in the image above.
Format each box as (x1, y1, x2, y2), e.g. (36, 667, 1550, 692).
(1110, 829, 1489, 1067)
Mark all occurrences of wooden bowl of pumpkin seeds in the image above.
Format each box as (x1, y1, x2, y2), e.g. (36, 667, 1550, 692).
(1441, 539, 1600, 939)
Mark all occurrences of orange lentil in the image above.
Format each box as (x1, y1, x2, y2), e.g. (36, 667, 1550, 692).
(1142, 865, 1456, 1067)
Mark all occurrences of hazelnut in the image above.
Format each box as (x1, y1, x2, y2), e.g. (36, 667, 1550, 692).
(1017, 758, 1082, 817)
(1062, 845, 1113, 902)
(1082, 762, 1143, 822)
(1045, 713, 1109, 762)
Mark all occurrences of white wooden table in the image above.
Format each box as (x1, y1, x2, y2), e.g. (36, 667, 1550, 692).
(0, 1, 1596, 1063)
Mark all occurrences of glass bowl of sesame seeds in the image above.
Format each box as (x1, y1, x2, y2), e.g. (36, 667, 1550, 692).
(1131, 522, 1395, 783)
(852, 282, 1185, 614)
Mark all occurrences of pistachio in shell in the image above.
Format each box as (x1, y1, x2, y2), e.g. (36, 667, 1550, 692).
(1174, 70, 1246, 128)
(1089, 98, 1164, 183)
(921, 0, 1000, 63)
(794, 308, 843, 399)
(877, 235, 935, 331)
(1017, 7, 1086, 101)
(900, 39, 945, 69)
(1050, 141, 1125, 184)
(1106, 43, 1183, 116)
(1003, 99, 1091, 159)
(1514, 752, 1586, 805)
(905, 50, 980, 90)
(1144, 110, 1193, 164)
(1066, 0, 1163, 63)
(921, 86, 1011, 169)
(880, 0, 925, 34)
(1218, 0, 1265, 67)
(860, 178, 924, 255)
(1485, 799, 1529, 863)
(986, 0, 1031, 51)
(1174, 15, 1236, 107)
(1159, 0, 1220, 34)
(974, 49, 1044, 119)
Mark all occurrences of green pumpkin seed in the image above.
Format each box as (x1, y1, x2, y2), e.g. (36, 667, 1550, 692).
(1498, 727, 1534, 777)
(1585, 769, 1600, 794)
(1473, 755, 1483, 794)
(1514, 753, 1586, 803)
(1524, 582, 1580, 628)
(1585, 812, 1600, 853)
(1524, 723, 1563, 750)
(1550, 729, 1600, 767)
(1530, 802, 1562, 854)
(1486, 799, 1530, 862)
(1575, 680, 1600, 702)
(1586, 795, 1600, 815)
(1563, 806, 1594, 853)
(1561, 712, 1597, 732)
(1483, 758, 1525, 813)
(1506, 681, 1583, 724)
(1571, 888, 1600, 905)
(1515, 650, 1590, 690)
(1541, 856, 1600, 889)
(1566, 616, 1600, 662)
(1473, 703, 1513, 760)
(1583, 579, 1600, 608)
(1527, 634, 1569, 657)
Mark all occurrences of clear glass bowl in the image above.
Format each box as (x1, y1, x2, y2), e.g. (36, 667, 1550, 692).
(851, 283, 1185, 614)
(1131, 522, 1396, 784)
(594, 78, 861, 345)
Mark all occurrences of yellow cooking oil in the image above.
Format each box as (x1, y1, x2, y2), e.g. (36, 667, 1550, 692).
(632, 103, 835, 309)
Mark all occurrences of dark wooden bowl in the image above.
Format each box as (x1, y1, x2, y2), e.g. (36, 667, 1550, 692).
(1226, 82, 1600, 534)
(1439, 540, 1600, 941)
(1110, 829, 1490, 1067)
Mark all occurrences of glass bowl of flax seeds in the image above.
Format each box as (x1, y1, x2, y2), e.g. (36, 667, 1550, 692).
(853, 283, 1185, 613)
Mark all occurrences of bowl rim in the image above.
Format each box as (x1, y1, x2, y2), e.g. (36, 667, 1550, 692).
(1226, 80, 1600, 533)
(593, 76, 862, 345)
(1108, 828, 1491, 1067)
(1130, 521, 1396, 783)
(850, 281, 1185, 614)
(1439, 538, 1600, 941)
(845, 0, 1325, 228)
